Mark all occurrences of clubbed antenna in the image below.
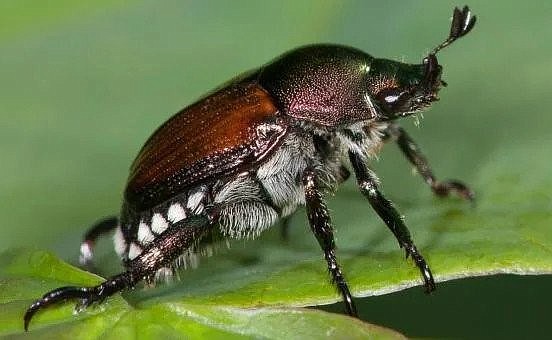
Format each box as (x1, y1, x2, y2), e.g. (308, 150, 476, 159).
(431, 6, 477, 55)
(423, 6, 476, 88)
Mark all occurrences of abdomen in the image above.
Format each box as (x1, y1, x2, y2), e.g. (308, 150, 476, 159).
(115, 129, 343, 264)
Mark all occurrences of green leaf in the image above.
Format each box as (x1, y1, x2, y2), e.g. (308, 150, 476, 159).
(2, 139, 551, 338)
(1, 0, 552, 338)
(0, 249, 404, 339)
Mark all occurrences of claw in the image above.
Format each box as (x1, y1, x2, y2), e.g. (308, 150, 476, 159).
(24, 272, 132, 331)
(24, 286, 94, 331)
(420, 261, 436, 293)
(403, 243, 436, 294)
(432, 179, 475, 203)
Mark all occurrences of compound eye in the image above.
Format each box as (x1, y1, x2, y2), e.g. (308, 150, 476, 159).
(376, 88, 407, 113)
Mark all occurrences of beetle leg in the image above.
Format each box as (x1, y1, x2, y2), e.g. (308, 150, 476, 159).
(281, 165, 349, 241)
(24, 215, 212, 331)
(79, 216, 119, 266)
(302, 168, 358, 317)
(384, 124, 474, 201)
(348, 151, 436, 293)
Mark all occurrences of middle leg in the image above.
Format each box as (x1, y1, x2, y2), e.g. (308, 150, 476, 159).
(303, 168, 358, 317)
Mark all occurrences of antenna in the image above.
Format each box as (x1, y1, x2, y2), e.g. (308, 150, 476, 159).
(431, 6, 477, 55)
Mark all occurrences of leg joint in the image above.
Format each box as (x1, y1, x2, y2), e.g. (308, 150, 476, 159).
(359, 180, 378, 198)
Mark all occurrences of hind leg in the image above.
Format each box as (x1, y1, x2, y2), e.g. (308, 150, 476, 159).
(79, 216, 119, 266)
(24, 215, 212, 331)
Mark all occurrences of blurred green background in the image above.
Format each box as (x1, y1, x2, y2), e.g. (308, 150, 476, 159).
(1, 0, 551, 338)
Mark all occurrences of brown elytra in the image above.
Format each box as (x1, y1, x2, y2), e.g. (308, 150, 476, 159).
(126, 82, 286, 210)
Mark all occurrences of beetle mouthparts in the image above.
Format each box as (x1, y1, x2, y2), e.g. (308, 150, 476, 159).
(418, 93, 439, 106)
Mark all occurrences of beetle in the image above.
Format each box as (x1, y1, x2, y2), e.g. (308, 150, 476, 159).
(24, 6, 476, 330)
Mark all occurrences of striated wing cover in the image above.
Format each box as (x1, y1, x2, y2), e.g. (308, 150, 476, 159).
(125, 81, 287, 211)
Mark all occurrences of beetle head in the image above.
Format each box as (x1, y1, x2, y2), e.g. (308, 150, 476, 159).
(369, 6, 476, 121)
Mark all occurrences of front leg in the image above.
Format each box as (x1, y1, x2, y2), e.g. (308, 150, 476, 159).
(384, 124, 474, 201)
(302, 168, 358, 317)
(348, 152, 435, 293)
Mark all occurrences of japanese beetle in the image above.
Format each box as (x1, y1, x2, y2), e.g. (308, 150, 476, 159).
(24, 6, 476, 330)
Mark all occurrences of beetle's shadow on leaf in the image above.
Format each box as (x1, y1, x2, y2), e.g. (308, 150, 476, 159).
(125, 236, 308, 306)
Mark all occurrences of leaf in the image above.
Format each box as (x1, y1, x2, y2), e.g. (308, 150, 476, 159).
(133, 139, 551, 311)
(0, 249, 404, 339)
(2, 138, 551, 338)
(1, 0, 552, 338)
